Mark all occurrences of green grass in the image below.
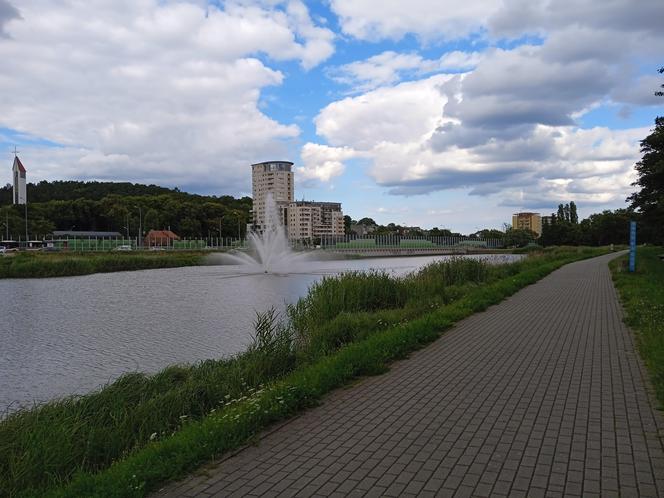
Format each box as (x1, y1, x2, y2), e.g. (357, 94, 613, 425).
(0, 246, 612, 497)
(334, 239, 377, 248)
(0, 251, 205, 279)
(610, 246, 664, 409)
(399, 239, 437, 248)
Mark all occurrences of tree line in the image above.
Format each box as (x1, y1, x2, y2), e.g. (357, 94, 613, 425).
(0, 181, 252, 240)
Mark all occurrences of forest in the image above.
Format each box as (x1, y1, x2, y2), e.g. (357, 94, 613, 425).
(0, 181, 252, 239)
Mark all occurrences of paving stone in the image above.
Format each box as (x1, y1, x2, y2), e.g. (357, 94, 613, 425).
(153, 253, 664, 498)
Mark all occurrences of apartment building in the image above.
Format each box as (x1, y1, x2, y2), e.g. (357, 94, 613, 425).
(251, 161, 294, 230)
(287, 201, 344, 240)
(512, 212, 542, 236)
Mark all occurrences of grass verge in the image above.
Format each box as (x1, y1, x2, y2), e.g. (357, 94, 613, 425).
(0, 251, 205, 279)
(610, 246, 664, 409)
(1, 247, 611, 497)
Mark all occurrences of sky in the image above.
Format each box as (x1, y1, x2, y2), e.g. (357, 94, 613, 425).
(1, 0, 663, 234)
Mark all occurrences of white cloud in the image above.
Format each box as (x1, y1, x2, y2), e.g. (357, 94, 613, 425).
(314, 0, 662, 226)
(297, 143, 358, 183)
(310, 70, 645, 208)
(330, 0, 502, 41)
(330, 51, 430, 92)
(489, 0, 664, 42)
(329, 0, 663, 46)
(438, 51, 482, 71)
(0, 0, 333, 191)
(315, 74, 452, 150)
(329, 50, 480, 92)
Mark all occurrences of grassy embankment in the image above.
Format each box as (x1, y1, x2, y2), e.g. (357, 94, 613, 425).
(610, 246, 664, 408)
(0, 251, 205, 279)
(0, 246, 611, 498)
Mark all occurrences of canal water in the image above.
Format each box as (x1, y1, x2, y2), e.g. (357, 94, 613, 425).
(0, 254, 521, 413)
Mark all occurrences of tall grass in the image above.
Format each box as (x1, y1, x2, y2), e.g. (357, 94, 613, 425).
(0, 252, 204, 279)
(0, 311, 295, 497)
(0, 248, 612, 497)
(610, 246, 664, 408)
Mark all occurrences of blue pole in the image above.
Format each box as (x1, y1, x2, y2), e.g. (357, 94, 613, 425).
(629, 221, 636, 272)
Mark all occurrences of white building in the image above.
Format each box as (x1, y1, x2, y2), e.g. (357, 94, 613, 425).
(12, 155, 27, 205)
(251, 161, 293, 231)
(287, 201, 344, 240)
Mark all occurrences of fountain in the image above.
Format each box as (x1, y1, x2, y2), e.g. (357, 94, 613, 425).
(214, 193, 309, 273)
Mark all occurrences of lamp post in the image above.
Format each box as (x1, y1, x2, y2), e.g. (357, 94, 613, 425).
(1, 210, 9, 240)
(137, 206, 142, 249)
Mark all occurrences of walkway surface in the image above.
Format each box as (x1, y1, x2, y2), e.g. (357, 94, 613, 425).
(157, 253, 664, 497)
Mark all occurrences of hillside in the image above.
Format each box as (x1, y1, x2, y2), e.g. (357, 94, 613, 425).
(0, 181, 252, 239)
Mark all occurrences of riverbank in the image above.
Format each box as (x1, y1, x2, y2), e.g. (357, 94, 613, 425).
(0, 251, 205, 279)
(610, 246, 664, 408)
(0, 247, 613, 497)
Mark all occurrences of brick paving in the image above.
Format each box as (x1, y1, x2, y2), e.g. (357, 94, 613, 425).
(156, 253, 664, 497)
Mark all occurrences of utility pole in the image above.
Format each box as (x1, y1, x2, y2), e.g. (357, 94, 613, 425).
(24, 203, 28, 247)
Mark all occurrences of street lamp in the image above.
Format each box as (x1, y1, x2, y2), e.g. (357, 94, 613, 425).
(137, 206, 142, 248)
(0, 210, 9, 240)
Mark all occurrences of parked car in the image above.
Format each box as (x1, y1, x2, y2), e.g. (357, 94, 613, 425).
(0, 245, 6, 254)
(114, 245, 133, 251)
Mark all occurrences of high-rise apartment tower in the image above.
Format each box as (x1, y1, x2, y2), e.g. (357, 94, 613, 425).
(251, 161, 294, 230)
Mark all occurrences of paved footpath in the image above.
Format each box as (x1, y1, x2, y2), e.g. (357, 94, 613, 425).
(158, 253, 664, 497)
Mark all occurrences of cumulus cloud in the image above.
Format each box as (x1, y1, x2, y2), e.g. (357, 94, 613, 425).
(306, 0, 663, 223)
(0, 0, 333, 192)
(488, 0, 664, 41)
(297, 143, 359, 183)
(612, 75, 664, 107)
(309, 69, 645, 208)
(315, 74, 452, 150)
(329, 50, 480, 92)
(330, 0, 502, 41)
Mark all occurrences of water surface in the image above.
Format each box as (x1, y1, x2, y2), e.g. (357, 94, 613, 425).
(0, 254, 521, 412)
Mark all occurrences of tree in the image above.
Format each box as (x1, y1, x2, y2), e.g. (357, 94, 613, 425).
(627, 116, 664, 244)
(655, 66, 663, 97)
(569, 201, 578, 224)
(557, 204, 565, 222)
(343, 215, 353, 235)
(582, 209, 632, 245)
(504, 228, 537, 247)
(428, 227, 454, 237)
(476, 228, 504, 240)
(356, 217, 376, 226)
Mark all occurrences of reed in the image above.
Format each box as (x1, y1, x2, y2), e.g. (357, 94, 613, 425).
(0, 252, 204, 279)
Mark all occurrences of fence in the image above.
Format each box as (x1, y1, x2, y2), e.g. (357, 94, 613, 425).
(0, 236, 247, 251)
(1, 234, 504, 252)
(316, 235, 504, 250)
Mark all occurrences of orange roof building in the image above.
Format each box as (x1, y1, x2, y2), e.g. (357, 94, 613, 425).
(144, 229, 180, 247)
